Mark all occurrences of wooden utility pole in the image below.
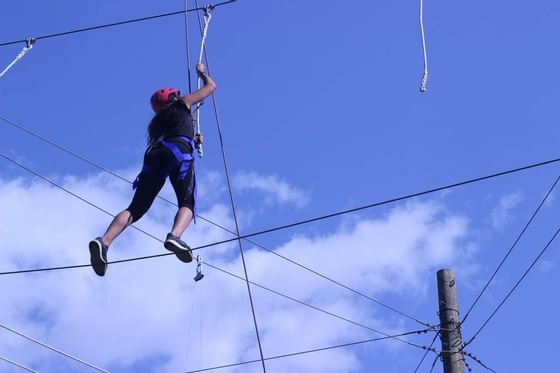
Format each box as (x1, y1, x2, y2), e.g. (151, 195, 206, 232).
(437, 268, 464, 373)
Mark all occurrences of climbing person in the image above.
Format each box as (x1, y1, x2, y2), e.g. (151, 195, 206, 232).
(88, 62, 217, 276)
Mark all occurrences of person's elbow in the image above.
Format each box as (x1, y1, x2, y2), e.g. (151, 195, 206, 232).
(208, 80, 217, 93)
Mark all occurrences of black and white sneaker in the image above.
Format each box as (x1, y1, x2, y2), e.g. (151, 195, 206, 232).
(89, 237, 108, 276)
(164, 233, 193, 263)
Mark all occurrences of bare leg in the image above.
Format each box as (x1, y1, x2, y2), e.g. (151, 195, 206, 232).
(170, 207, 193, 238)
(102, 210, 133, 247)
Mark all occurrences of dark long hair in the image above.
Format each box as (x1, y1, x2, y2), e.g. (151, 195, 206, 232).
(147, 96, 180, 146)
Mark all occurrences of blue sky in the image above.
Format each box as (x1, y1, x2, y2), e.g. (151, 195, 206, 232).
(1, 0, 560, 372)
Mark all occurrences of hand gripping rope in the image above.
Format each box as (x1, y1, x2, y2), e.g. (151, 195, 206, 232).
(194, 5, 214, 158)
(0, 38, 35, 78)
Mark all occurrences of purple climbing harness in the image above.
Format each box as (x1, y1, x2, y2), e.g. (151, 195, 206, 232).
(133, 136, 197, 220)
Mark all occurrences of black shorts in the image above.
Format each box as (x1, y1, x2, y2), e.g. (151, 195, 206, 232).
(127, 139, 195, 222)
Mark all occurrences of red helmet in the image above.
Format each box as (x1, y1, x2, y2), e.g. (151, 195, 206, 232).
(150, 88, 180, 112)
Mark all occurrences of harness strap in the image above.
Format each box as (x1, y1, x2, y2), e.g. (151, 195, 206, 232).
(132, 136, 198, 222)
(161, 137, 194, 180)
(133, 136, 195, 188)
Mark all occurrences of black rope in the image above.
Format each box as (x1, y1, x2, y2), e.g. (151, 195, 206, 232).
(0, 153, 164, 244)
(0, 115, 432, 327)
(183, 328, 433, 373)
(428, 353, 441, 373)
(205, 262, 434, 349)
(184, 0, 194, 94)
(462, 174, 560, 325)
(192, 1, 266, 370)
(0, 1, 237, 47)
(463, 351, 498, 373)
(413, 329, 440, 373)
(464, 224, 560, 347)
(0, 151, 424, 342)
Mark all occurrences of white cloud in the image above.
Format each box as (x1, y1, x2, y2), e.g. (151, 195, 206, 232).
(0, 170, 473, 373)
(234, 171, 309, 208)
(490, 192, 524, 231)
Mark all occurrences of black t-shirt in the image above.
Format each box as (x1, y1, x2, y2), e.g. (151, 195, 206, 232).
(151, 99, 194, 144)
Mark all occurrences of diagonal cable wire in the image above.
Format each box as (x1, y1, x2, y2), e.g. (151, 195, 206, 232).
(0, 114, 431, 327)
(0, 324, 108, 372)
(183, 328, 434, 373)
(412, 329, 440, 373)
(464, 224, 560, 348)
(428, 352, 441, 373)
(463, 351, 497, 373)
(0, 1, 237, 47)
(2, 151, 560, 276)
(462, 174, 560, 325)
(204, 262, 436, 350)
(0, 356, 38, 373)
(184, 0, 194, 94)
(193, 1, 266, 370)
(0, 150, 437, 353)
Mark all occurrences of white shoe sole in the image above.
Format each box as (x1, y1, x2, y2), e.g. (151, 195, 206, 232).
(89, 240, 107, 276)
(164, 240, 193, 263)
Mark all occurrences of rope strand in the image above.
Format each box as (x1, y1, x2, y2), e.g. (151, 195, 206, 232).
(0, 115, 427, 326)
(419, 0, 428, 92)
(0, 324, 108, 372)
(193, 0, 266, 370)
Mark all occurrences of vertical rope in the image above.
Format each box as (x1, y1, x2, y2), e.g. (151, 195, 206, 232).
(184, 0, 193, 93)
(193, 1, 267, 371)
(419, 0, 428, 92)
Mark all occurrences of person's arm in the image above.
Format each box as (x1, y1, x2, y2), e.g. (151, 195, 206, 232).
(182, 63, 217, 109)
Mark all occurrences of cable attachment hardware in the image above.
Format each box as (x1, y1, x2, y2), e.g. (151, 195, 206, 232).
(193, 255, 204, 282)
(26, 38, 36, 48)
(0, 37, 36, 78)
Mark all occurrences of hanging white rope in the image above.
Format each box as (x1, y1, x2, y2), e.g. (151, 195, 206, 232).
(419, 0, 428, 92)
(0, 38, 35, 78)
(194, 5, 214, 158)
(0, 323, 109, 373)
(0, 356, 38, 373)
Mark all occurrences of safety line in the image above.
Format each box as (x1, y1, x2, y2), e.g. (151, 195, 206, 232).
(0, 153, 439, 360)
(0, 153, 165, 244)
(0, 1, 237, 47)
(2, 152, 560, 275)
(461, 174, 560, 325)
(0, 115, 430, 327)
(0, 153, 425, 355)
(184, 0, 194, 94)
(0, 356, 38, 373)
(0, 154, 424, 356)
(193, 0, 266, 370)
(183, 328, 434, 373)
(0, 324, 108, 372)
(204, 262, 436, 350)
(463, 224, 560, 348)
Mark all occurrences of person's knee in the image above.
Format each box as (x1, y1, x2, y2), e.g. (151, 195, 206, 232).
(125, 206, 146, 223)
